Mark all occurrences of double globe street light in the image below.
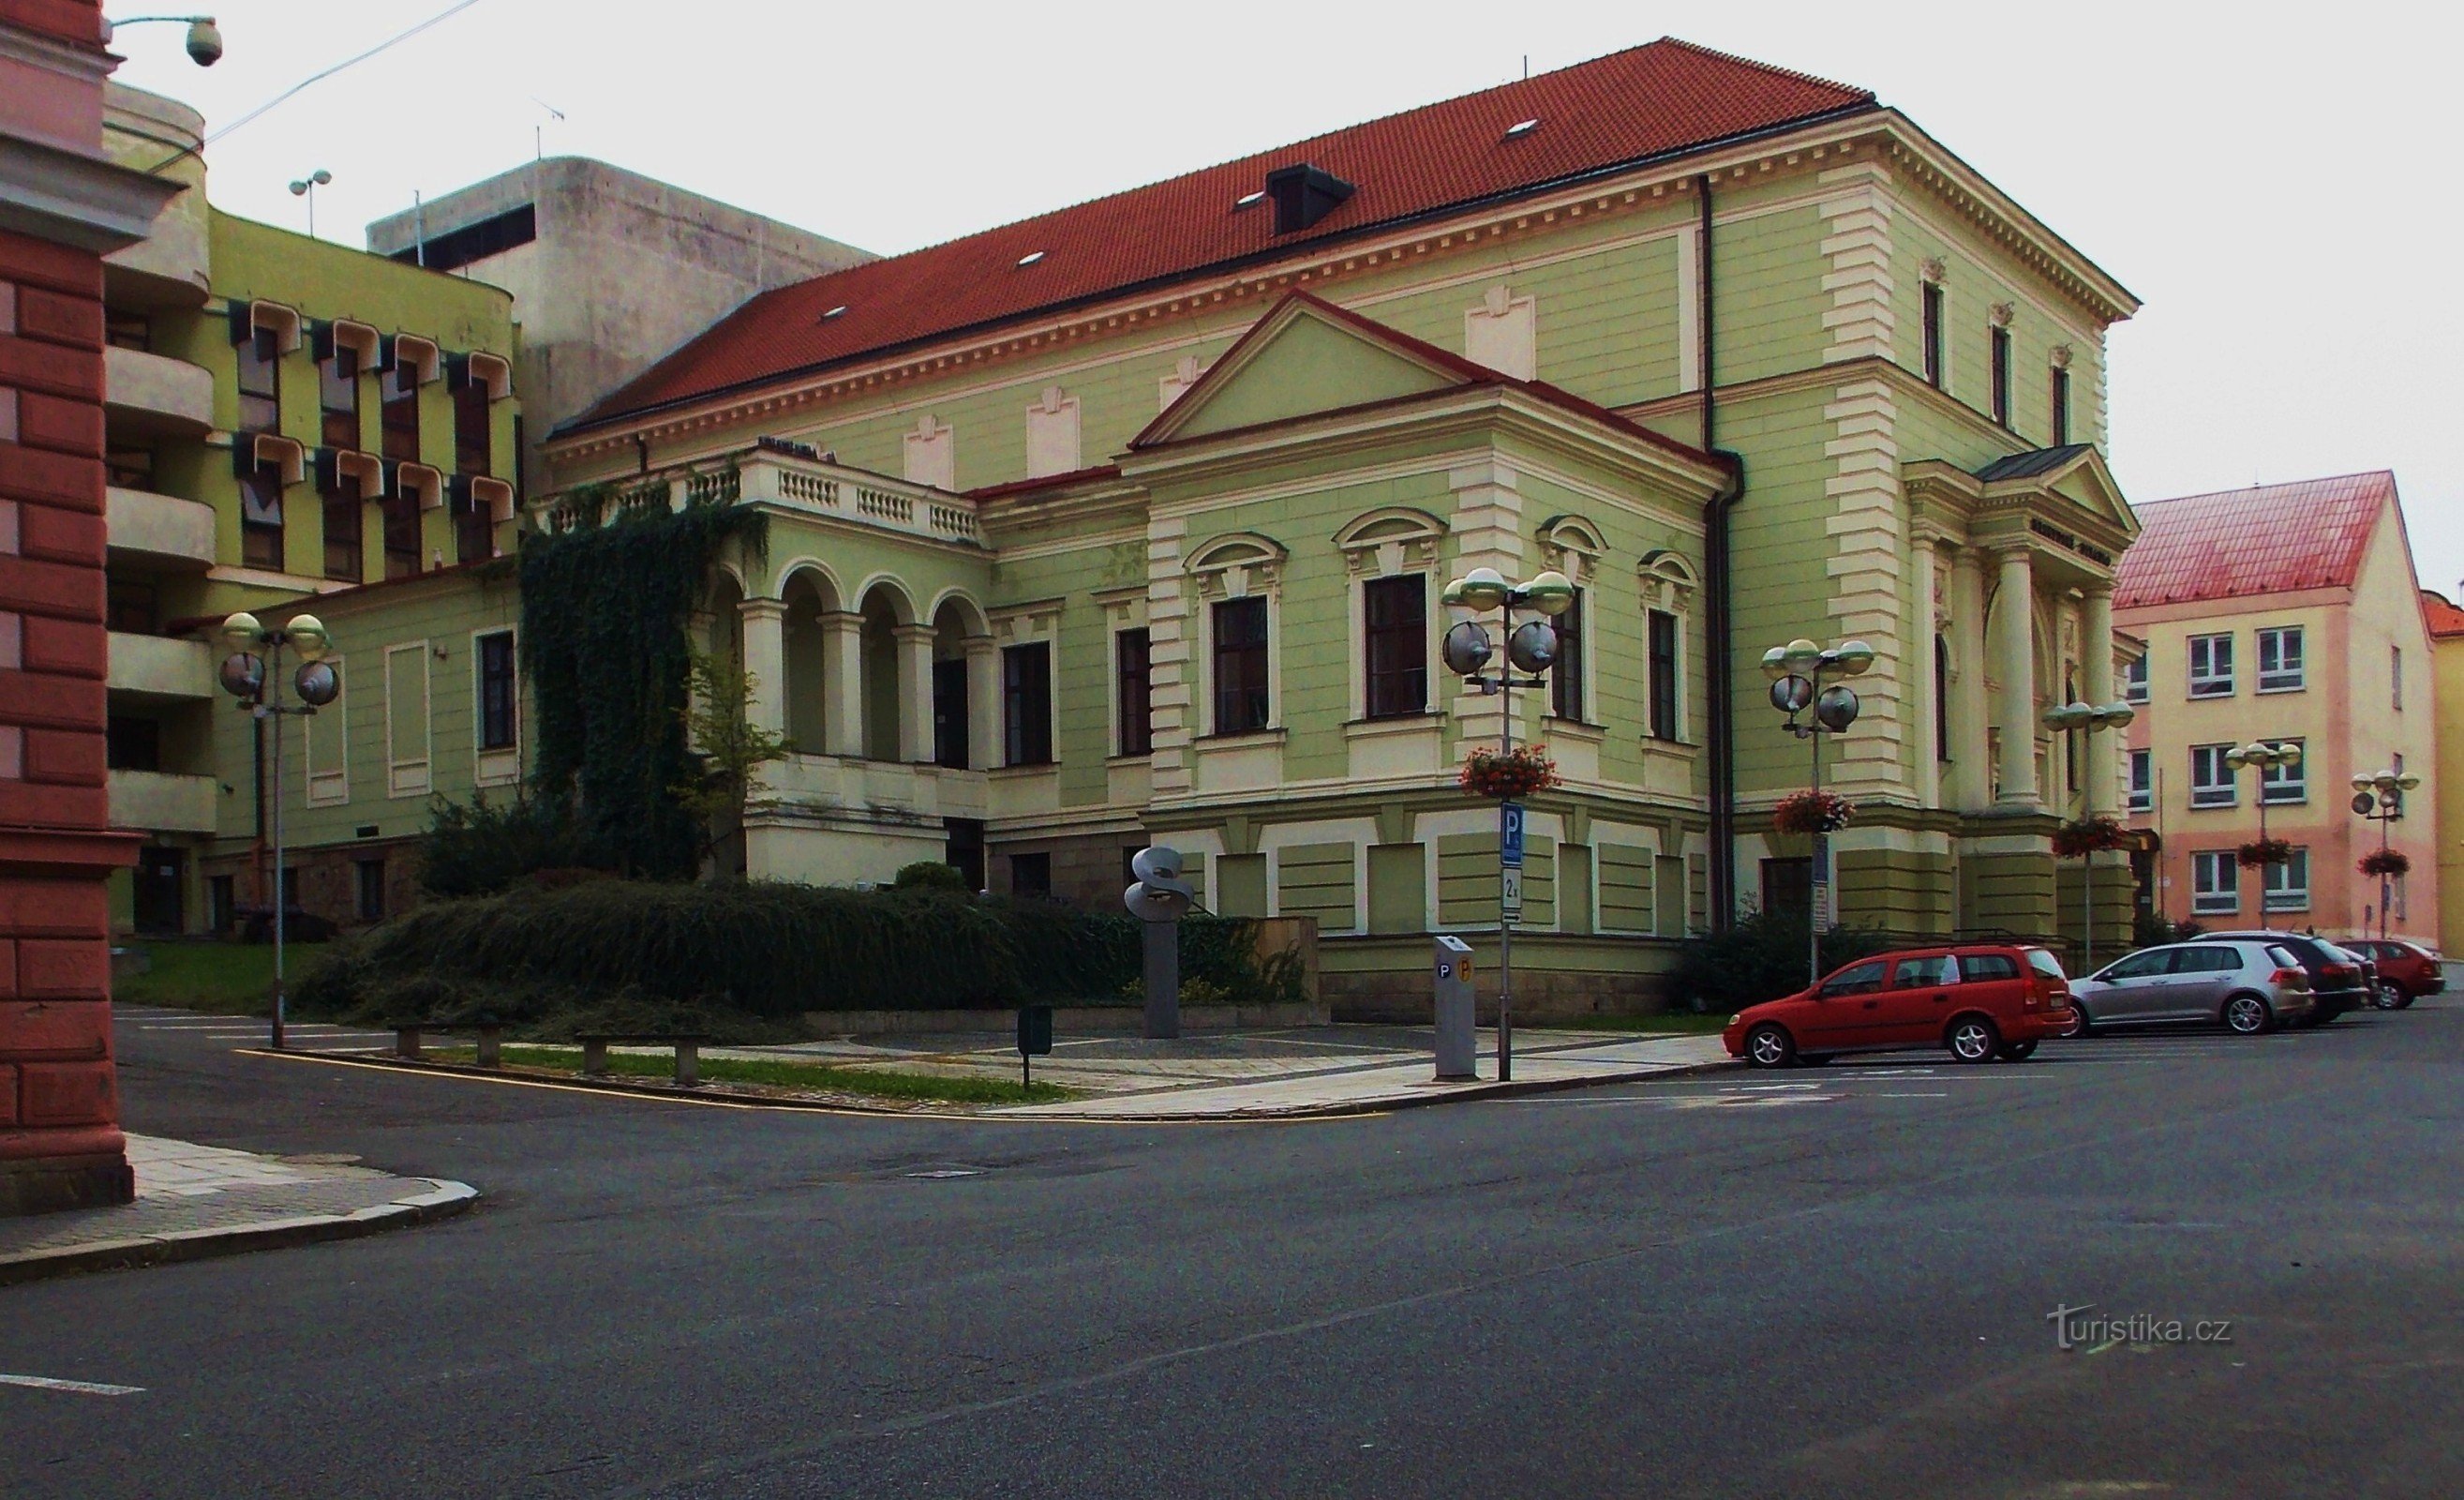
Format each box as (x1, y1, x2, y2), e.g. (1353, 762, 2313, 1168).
(1439, 565, 1574, 1082)
(218, 611, 340, 1050)
(1760, 638, 1874, 986)
(2041, 698, 2137, 968)
(2224, 740, 2302, 921)
(2351, 768, 2419, 941)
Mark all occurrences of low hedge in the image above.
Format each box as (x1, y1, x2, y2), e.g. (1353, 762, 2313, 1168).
(1668, 911, 1896, 1013)
(291, 878, 1301, 1034)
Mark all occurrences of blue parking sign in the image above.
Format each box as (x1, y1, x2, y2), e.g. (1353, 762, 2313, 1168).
(1501, 802, 1525, 868)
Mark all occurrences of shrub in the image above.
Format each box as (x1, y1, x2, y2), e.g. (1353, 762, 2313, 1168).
(1668, 910, 1895, 1013)
(891, 861, 972, 893)
(418, 790, 608, 899)
(2133, 911, 2203, 949)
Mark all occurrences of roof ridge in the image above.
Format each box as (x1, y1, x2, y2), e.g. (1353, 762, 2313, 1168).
(2137, 469, 2397, 509)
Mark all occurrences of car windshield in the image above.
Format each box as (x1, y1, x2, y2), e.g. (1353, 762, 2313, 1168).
(2023, 949, 2066, 981)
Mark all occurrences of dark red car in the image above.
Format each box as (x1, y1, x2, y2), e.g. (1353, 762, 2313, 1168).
(2345, 938, 2444, 1009)
(1724, 944, 2077, 1068)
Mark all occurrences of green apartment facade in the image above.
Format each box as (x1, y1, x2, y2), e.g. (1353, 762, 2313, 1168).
(99, 83, 522, 936)
(515, 43, 2143, 1012)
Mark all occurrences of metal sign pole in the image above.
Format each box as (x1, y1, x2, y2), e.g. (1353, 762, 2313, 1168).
(267, 648, 287, 1053)
(1498, 661, 1514, 1084)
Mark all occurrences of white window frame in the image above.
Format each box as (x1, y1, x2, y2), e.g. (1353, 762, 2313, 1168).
(2188, 633, 2234, 698)
(2123, 653, 2149, 703)
(383, 640, 432, 798)
(2188, 743, 2236, 809)
(2191, 850, 2240, 916)
(1333, 509, 1446, 723)
(2255, 626, 2304, 693)
(2262, 848, 2310, 913)
(2259, 738, 2306, 805)
(1185, 533, 1288, 739)
(2127, 748, 2152, 813)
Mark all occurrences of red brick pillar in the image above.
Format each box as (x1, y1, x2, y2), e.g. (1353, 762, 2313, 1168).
(0, 225, 138, 1213)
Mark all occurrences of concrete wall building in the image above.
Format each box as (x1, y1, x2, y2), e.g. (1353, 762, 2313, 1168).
(2115, 473, 2438, 943)
(2421, 588, 2464, 952)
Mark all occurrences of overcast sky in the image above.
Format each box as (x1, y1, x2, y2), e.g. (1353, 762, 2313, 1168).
(109, 2, 2464, 592)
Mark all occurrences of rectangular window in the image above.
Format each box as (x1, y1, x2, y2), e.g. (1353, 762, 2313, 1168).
(1934, 635, 1951, 762)
(106, 310, 150, 352)
(2123, 654, 2149, 703)
(1648, 610, 1680, 742)
(107, 715, 161, 772)
(2255, 626, 2304, 692)
(477, 631, 517, 751)
(208, 875, 235, 935)
(236, 327, 279, 434)
(2188, 633, 2234, 698)
(2263, 848, 2311, 913)
(321, 482, 362, 582)
(1362, 575, 1427, 720)
(453, 379, 491, 475)
(355, 860, 386, 923)
(320, 347, 359, 449)
(1919, 282, 1944, 387)
(240, 466, 285, 570)
(452, 491, 493, 563)
(1212, 597, 1269, 734)
(1114, 627, 1152, 757)
(1003, 641, 1053, 766)
(1010, 851, 1052, 899)
(2189, 743, 2237, 809)
(2261, 740, 2306, 805)
(2392, 645, 2403, 710)
(2050, 367, 2070, 445)
(2128, 748, 2152, 812)
(2191, 850, 2240, 916)
(1989, 324, 2011, 426)
(382, 494, 421, 579)
(932, 659, 968, 770)
(381, 364, 420, 461)
(1548, 591, 1585, 721)
(107, 578, 157, 635)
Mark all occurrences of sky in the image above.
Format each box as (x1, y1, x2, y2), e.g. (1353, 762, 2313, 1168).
(106, 1, 2464, 592)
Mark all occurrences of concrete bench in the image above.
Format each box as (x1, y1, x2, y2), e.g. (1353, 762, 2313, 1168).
(392, 1023, 505, 1067)
(574, 1033, 708, 1087)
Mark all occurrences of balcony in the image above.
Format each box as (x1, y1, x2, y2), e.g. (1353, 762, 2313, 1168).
(104, 346, 215, 439)
(106, 485, 217, 571)
(109, 769, 217, 834)
(559, 448, 984, 549)
(107, 631, 213, 702)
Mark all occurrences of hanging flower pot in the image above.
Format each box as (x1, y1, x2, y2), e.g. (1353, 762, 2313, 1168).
(1771, 788, 1855, 836)
(2358, 848, 2412, 878)
(1459, 743, 1560, 800)
(2052, 816, 2128, 860)
(2236, 836, 2292, 869)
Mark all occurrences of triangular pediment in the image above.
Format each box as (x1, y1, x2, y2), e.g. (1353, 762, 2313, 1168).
(1977, 443, 2138, 542)
(1133, 293, 1486, 447)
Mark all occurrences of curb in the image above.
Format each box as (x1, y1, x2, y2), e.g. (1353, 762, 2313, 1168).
(0, 1178, 477, 1287)
(999, 1054, 1743, 1121)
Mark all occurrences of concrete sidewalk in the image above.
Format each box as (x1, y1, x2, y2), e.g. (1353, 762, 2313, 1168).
(0, 1133, 475, 1285)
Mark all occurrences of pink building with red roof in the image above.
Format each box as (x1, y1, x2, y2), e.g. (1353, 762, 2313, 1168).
(2115, 472, 2439, 945)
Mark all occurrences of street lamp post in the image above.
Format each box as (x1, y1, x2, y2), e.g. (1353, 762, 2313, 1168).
(1438, 565, 1575, 1084)
(2224, 740, 2303, 923)
(1759, 638, 1874, 987)
(101, 13, 225, 66)
(288, 169, 332, 239)
(2041, 698, 2137, 968)
(2350, 768, 2419, 939)
(217, 611, 339, 1050)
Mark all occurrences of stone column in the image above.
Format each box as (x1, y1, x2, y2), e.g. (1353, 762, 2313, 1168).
(1910, 536, 1942, 810)
(2081, 585, 2117, 815)
(1948, 547, 1992, 812)
(1992, 546, 2038, 808)
(966, 637, 1000, 771)
(893, 623, 936, 764)
(822, 611, 865, 758)
(736, 599, 788, 737)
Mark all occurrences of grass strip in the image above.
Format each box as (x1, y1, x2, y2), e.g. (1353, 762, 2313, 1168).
(114, 942, 324, 1015)
(435, 1044, 1072, 1105)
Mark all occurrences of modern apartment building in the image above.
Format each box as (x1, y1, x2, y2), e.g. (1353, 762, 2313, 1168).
(2115, 472, 2438, 941)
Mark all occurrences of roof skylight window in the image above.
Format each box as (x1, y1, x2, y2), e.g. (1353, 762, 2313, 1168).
(1234, 189, 1266, 209)
(1504, 118, 1541, 139)
(1016, 250, 1046, 267)
(821, 305, 847, 320)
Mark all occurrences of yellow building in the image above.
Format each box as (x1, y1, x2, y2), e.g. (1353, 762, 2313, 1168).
(2423, 589, 2464, 951)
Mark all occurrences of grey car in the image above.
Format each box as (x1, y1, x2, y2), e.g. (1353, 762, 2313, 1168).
(2067, 939, 2315, 1036)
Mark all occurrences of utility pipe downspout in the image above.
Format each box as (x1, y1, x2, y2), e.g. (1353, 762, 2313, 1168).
(1696, 172, 1746, 933)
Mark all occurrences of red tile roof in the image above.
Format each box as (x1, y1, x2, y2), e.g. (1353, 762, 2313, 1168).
(2424, 591, 2464, 639)
(569, 39, 1873, 434)
(2113, 472, 2396, 610)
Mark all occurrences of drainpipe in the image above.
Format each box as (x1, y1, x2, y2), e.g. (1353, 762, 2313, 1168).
(1696, 172, 1746, 934)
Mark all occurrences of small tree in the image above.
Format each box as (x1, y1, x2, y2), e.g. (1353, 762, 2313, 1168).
(671, 650, 790, 876)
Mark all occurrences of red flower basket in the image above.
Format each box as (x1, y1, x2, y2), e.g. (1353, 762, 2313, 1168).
(2358, 848, 2412, 878)
(2052, 816, 2128, 860)
(1771, 788, 1855, 836)
(1459, 743, 1560, 800)
(2236, 836, 2292, 869)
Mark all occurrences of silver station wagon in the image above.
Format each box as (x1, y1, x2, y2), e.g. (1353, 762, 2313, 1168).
(2066, 939, 2316, 1036)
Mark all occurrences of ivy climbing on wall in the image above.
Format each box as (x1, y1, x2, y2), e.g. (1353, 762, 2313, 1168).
(515, 491, 765, 880)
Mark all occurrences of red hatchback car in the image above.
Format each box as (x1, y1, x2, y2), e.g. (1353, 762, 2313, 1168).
(1724, 944, 2077, 1068)
(2345, 938, 2444, 1009)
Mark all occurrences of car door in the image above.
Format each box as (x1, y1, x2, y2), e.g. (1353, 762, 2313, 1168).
(2159, 945, 2239, 1021)
(1879, 952, 1958, 1044)
(1954, 950, 2029, 1025)
(1799, 959, 1891, 1052)
(2080, 948, 2175, 1024)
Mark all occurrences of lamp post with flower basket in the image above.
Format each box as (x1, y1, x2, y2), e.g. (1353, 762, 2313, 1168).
(1441, 565, 1574, 1083)
(2351, 768, 2419, 940)
(1761, 638, 1874, 987)
(2042, 698, 2137, 968)
(2224, 740, 2302, 922)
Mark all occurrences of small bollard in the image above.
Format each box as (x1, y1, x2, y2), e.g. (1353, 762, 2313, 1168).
(475, 1025, 502, 1069)
(1017, 1004, 1053, 1088)
(1432, 935, 1477, 1081)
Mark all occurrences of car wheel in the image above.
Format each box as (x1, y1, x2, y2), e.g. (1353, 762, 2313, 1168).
(1994, 1039, 2038, 1061)
(2065, 1001, 2093, 1039)
(2223, 993, 2273, 1035)
(1947, 1016, 1998, 1064)
(2397, 992, 2418, 1010)
(2375, 981, 2405, 1012)
(1744, 1024, 1797, 1069)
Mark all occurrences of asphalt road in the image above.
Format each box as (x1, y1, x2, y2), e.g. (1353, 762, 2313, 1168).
(7, 1001, 2462, 1498)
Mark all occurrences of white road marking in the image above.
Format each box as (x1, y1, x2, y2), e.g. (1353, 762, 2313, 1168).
(0, 1373, 145, 1396)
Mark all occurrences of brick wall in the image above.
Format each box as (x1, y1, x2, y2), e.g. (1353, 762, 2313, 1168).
(0, 217, 137, 1213)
